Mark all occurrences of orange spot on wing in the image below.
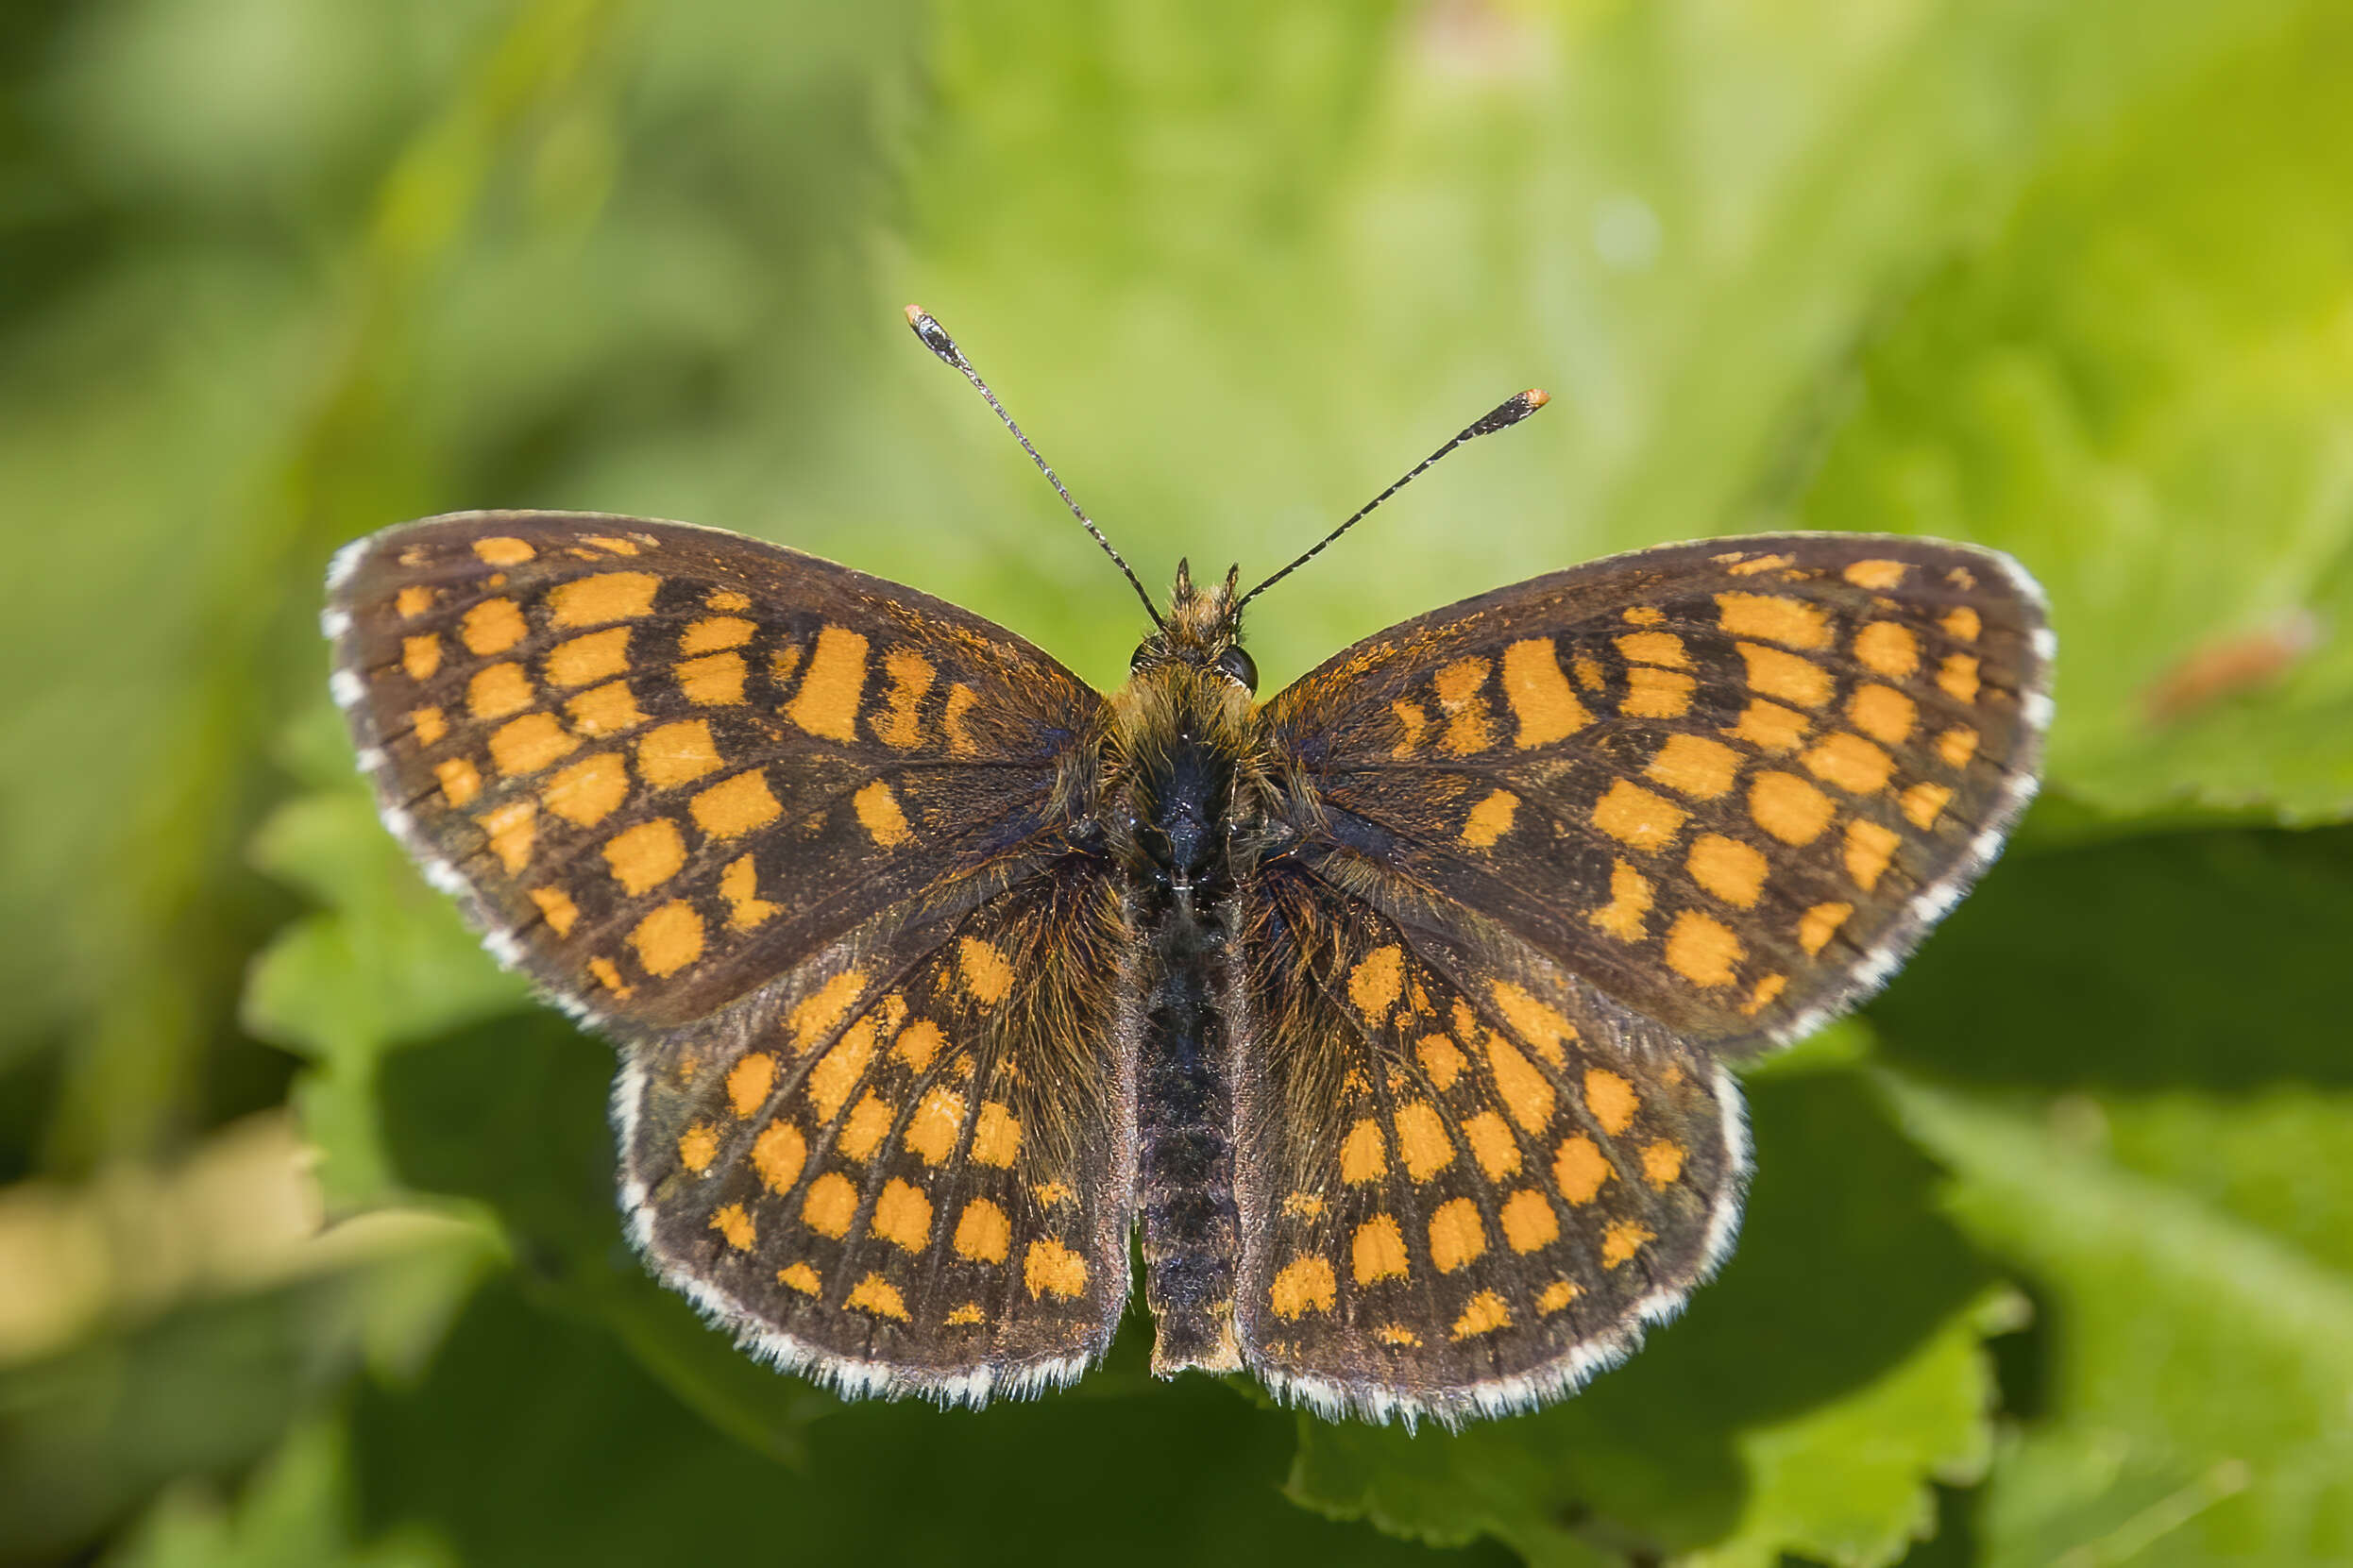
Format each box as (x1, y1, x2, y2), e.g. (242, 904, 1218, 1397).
(489, 713, 577, 776)
(1553, 1135, 1610, 1204)
(1416, 1033, 1466, 1090)
(1434, 656, 1494, 754)
(1749, 769, 1836, 845)
(692, 770, 782, 840)
(1844, 818, 1900, 890)
(546, 628, 631, 687)
(602, 818, 685, 894)
(680, 615, 754, 654)
(854, 780, 912, 847)
(726, 1052, 776, 1117)
(467, 663, 534, 720)
(801, 1172, 856, 1237)
(1842, 558, 1908, 589)
(1686, 833, 1768, 909)
(873, 649, 937, 750)
(1622, 665, 1695, 718)
(1348, 946, 1404, 1019)
(1427, 1198, 1485, 1273)
(1725, 697, 1810, 752)
(1393, 1102, 1455, 1180)
(1737, 641, 1833, 708)
(629, 901, 704, 978)
(635, 719, 721, 788)
(403, 634, 443, 682)
(778, 1262, 821, 1295)
(1462, 1111, 1521, 1179)
(529, 885, 579, 936)
(787, 626, 869, 741)
(709, 1203, 755, 1250)
(1937, 653, 1980, 704)
(904, 1087, 965, 1166)
(480, 799, 536, 874)
(752, 1121, 805, 1192)
(1854, 621, 1920, 679)
(1024, 1239, 1089, 1300)
(955, 1199, 1011, 1263)
(1460, 787, 1519, 848)
(543, 751, 626, 826)
(549, 572, 659, 628)
(472, 536, 534, 565)
(1500, 1189, 1559, 1253)
(1717, 592, 1831, 649)
(1583, 1070, 1639, 1135)
(958, 939, 1014, 1005)
(1798, 901, 1854, 956)
(678, 1121, 719, 1172)
(1665, 909, 1743, 986)
(870, 1179, 932, 1251)
(676, 651, 746, 705)
(462, 599, 528, 656)
(1483, 1031, 1556, 1134)
(1500, 638, 1591, 745)
(434, 755, 481, 807)
(1591, 779, 1687, 852)
(1340, 1119, 1388, 1183)
(1270, 1255, 1338, 1320)
(1487, 981, 1577, 1065)
(1617, 630, 1689, 668)
(1450, 1290, 1511, 1340)
(1601, 1218, 1654, 1267)
(1647, 733, 1741, 799)
(1351, 1215, 1409, 1285)
(1642, 1139, 1686, 1188)
(846, 1273, 910, 1320)
(1901, 781, 1954, 829)
(972, 1102, 1021, 1168)
(1587, 858, 1654, 941)
(1803, 732, 1897, 795)
(567, 681, 644, 737)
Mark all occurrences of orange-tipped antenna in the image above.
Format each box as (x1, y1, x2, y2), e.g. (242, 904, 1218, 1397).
(1237, 388, 1549, 614)
(906, 306, 1163, 629)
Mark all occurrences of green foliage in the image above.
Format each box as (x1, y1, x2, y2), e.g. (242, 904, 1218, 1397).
(6, 0, 2353, 1563)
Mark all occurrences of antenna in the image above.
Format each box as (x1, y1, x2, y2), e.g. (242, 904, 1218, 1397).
(905, 306, 1163, 629)
(1236, 388, 1549, 614)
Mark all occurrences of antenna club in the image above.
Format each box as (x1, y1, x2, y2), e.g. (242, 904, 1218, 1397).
(904, 303, 928, 327)
(1523, 388, 1549, 408)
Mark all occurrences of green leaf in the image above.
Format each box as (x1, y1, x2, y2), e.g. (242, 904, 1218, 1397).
(1887, 1080, 2353, 1565)
(1798, 4, 2353, 826)
(1870, 826, 2353, 1092)
(348, 1276, 1493, 1567)
(1287, 1057, 2003, 1566)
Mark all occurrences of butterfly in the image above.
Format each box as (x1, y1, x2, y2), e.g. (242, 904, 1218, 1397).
(322, 310, 2052, 1427)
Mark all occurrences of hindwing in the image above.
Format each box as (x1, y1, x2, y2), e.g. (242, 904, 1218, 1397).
(1230, 861, 1747, 1424)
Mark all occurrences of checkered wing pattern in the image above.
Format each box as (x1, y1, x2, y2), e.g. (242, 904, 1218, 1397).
(614, 865, 1132, 1399)
(325, 511, 1100, 1030)
(326, 511, 1133, 1396)
(1261, 535, 2053, 1049)
(1232, 870, 1746, 1424)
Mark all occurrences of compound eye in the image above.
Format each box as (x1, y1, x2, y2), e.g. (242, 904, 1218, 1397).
(1213, 644, 1259, 693)
(1130, 644, 1153, 673)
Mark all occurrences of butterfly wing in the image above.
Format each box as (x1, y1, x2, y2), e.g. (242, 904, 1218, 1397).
(326, 512, 1133, 1398)
(1259, 534, 2053, 1047)
(1230, 868, 1745, 1425)
(1230, 533, 2050, 1421)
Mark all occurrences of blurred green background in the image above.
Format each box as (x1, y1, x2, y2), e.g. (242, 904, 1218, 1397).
(6, 1, 2353, 1563)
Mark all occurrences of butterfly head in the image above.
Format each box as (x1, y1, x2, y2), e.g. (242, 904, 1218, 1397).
(1128, 558, 1257, 695)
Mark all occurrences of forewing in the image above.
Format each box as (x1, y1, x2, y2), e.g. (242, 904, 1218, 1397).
(617, 860, 1134, 1399)
(1262, 534, 2052, 1046)
(1231, 866, 1746, 1425)
(324, 512, 1101, 1029)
